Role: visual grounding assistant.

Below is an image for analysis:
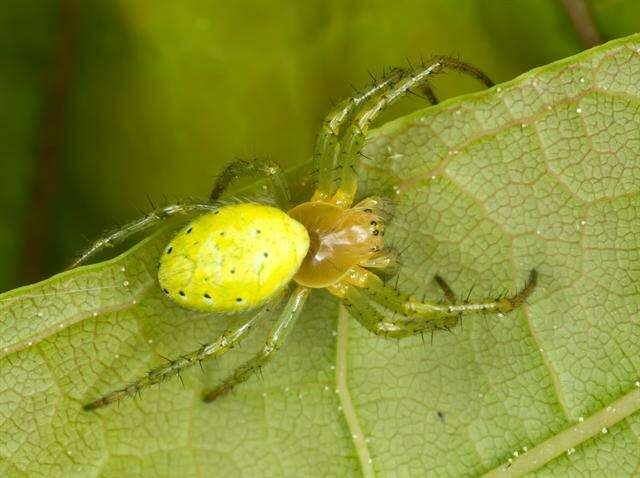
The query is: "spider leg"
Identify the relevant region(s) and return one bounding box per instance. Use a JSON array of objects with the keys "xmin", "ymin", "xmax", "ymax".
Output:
[
  {"xmin": 69, "ymin": 201, "xmax": 219, "ymax": 268},
  {"xmin": 337, "ymin": 282, "xmax": 456, "ymax": 339},
  {"xmin": 202, "ymin": 286, "xmax": 309, "ymax": 402},
  {"xmin": 82, "ymin": 300, "xmax": 279, "ymax": 411},
  {"xmin": 335, "ymin": 56, "xmax": 493, "ymax": 206},
  {"xmin": 333, "ymin": 268, "xmax": 536, "ymax": 339},
  {"xmin": 329, "ymin": 279, "xmax": 454, "ymax": 338},
  {"xmin": 360, "ymin": 250, "xmax": 397, "ymax": 269},
  {"xmin": 365, "ymin": 267, "xmax": 536, "ymax": 319},
  {"xmin": 434, "ymin": 274, "xmax": 456, "ymax": 303},
  {"xmin": 209, "ymin": 157, "xmax": 291, "ymax": 208},
  {"xmin": 312, "ymin": 68, "xmax": 406, "ymax": 203}
]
